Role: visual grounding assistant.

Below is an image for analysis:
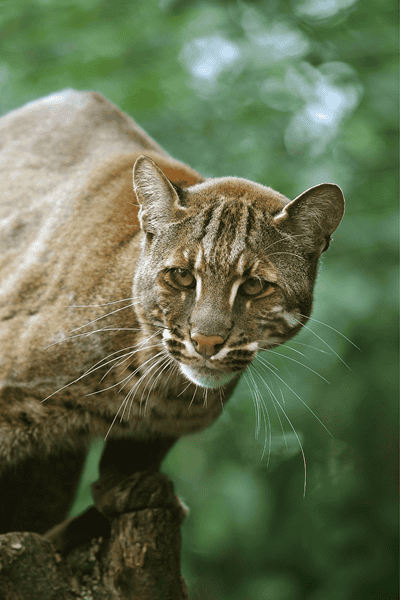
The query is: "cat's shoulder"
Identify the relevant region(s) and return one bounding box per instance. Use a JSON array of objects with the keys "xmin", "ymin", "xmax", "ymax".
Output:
[{"xmin": 0, "ymin": 90, "xmax": 202, "ymax": 275}]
